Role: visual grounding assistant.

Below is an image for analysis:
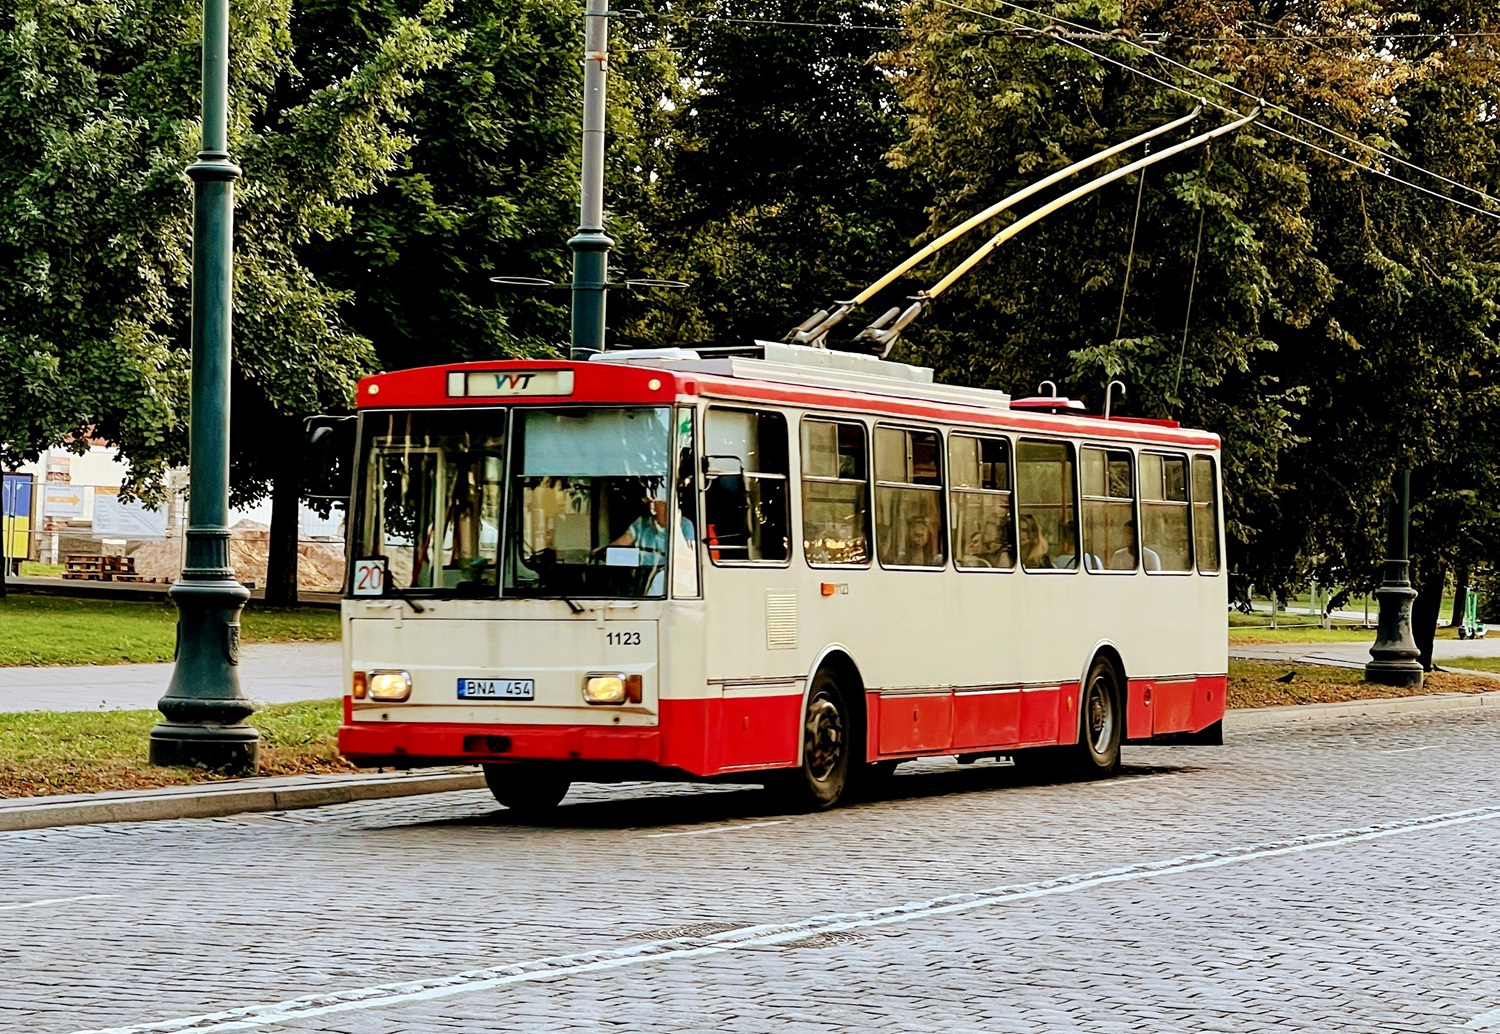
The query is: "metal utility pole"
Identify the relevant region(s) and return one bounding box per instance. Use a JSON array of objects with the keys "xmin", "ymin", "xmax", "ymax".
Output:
[
  {"xmin": 568, "ymin": 0, "xmax": 613, "ymax": 360},
  {"xmin": 149, "ymin": 0, "xmax": 259, "ymax": 774},
  {"xmin": 1365, "ymin": 469, "xmax": 1424, "ymax": 687}
]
